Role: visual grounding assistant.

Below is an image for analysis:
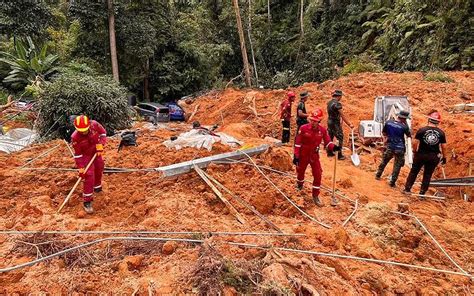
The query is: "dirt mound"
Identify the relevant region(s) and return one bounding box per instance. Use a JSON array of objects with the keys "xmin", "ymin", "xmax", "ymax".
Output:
[{"xmin": 1, "ymin": 71, "xmax": 473, "ymax": 294}]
